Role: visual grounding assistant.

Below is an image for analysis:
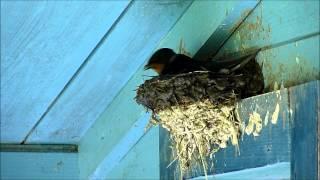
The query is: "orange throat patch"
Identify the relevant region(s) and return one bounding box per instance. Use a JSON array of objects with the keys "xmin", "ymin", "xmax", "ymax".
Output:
[{"xmin": 150, "ymin": 63, "xmax": 165, "ymax": 74}]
